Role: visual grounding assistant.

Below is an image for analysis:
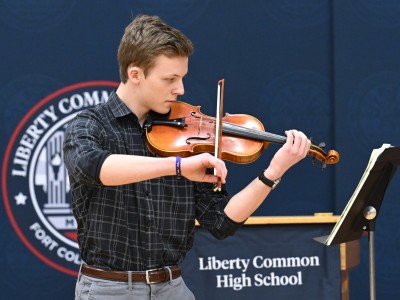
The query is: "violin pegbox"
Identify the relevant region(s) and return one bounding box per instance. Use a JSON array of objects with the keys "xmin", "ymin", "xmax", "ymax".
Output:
[{"xmin": 308, "ymin": 138, "xmax": 339, "ymax": 170}]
